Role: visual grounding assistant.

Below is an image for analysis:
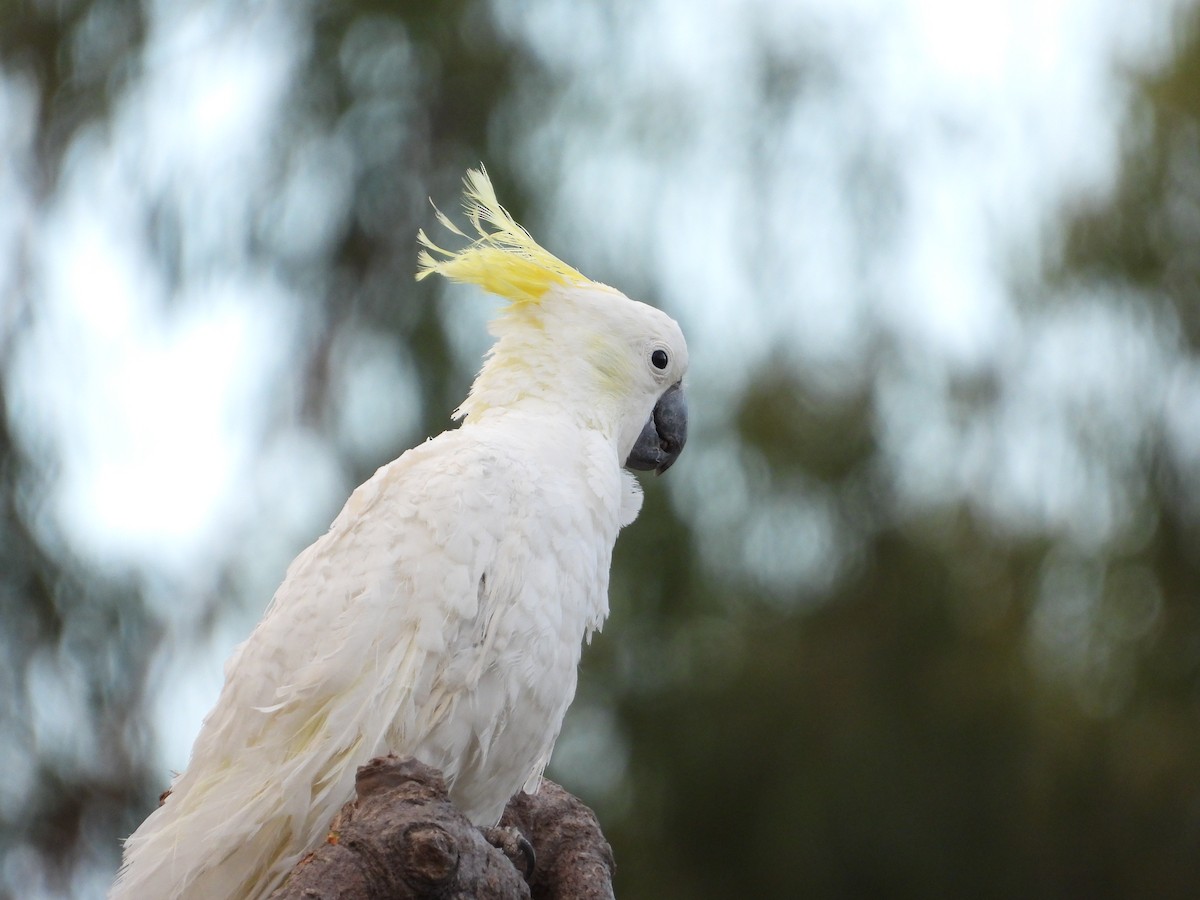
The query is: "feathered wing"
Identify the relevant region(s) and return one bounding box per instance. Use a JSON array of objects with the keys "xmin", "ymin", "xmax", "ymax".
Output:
[
  {"xmin": 110, "ymin": 426, "xmax": 585, "ymax": 900},
  {"xmin": 110, "ymin": 163, "xmax": 665, "ymax": 900}
]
